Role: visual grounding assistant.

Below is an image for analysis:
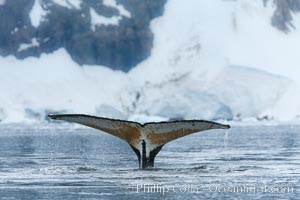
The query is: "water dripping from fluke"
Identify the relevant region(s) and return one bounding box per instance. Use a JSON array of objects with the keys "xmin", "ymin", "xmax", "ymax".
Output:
[
  {"xmin": 224, "ymin": 129, "xmax": 229, "ymax": 149},
  {"xmin": 223, "ymin": 128, "xmax": 232, "ymax": 168}
]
